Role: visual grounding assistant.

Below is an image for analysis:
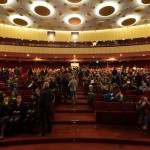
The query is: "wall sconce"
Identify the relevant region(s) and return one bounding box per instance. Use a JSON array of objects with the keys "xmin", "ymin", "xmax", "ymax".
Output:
[
  {"xmin": 47, "ymin": 31, "xmax": 56, "ymax": 39},
  {"xmin": 71, "ymin": 32, "xmax": 79, "ymax": 40}
]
